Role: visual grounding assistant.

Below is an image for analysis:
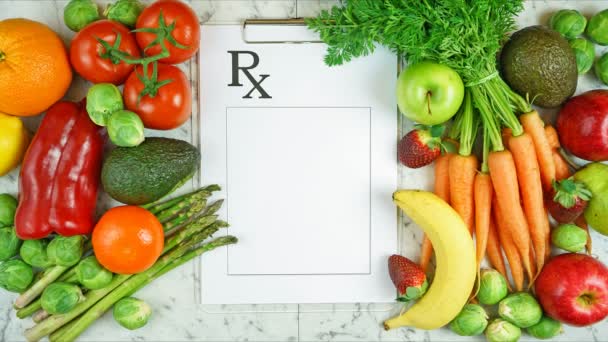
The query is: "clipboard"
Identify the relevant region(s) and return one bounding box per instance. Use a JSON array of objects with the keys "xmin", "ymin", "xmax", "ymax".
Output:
[{"xmin": 196, "ymin": 17, "xmax": 414, "ymax": 316}]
